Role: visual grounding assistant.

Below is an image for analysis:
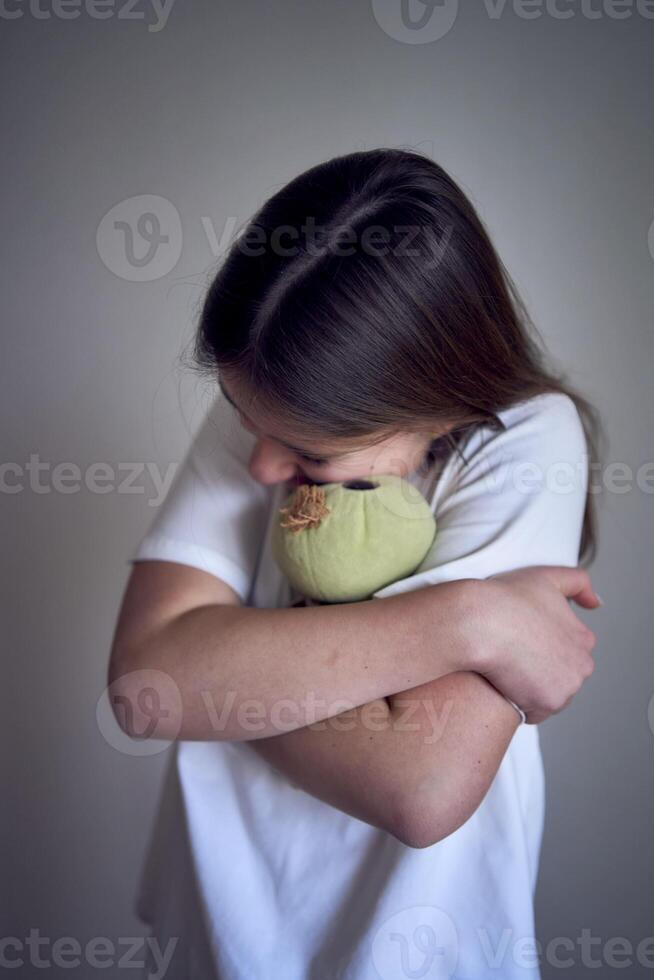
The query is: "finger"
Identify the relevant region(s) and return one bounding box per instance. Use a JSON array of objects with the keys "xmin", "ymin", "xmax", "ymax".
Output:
[
  {"xmin": 547, "ymin": 566, "xmax": 602, "ymax": 609},
  {"xmin": 565, "ymin": 610, "xmax": 597, "ymax": 647}
]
